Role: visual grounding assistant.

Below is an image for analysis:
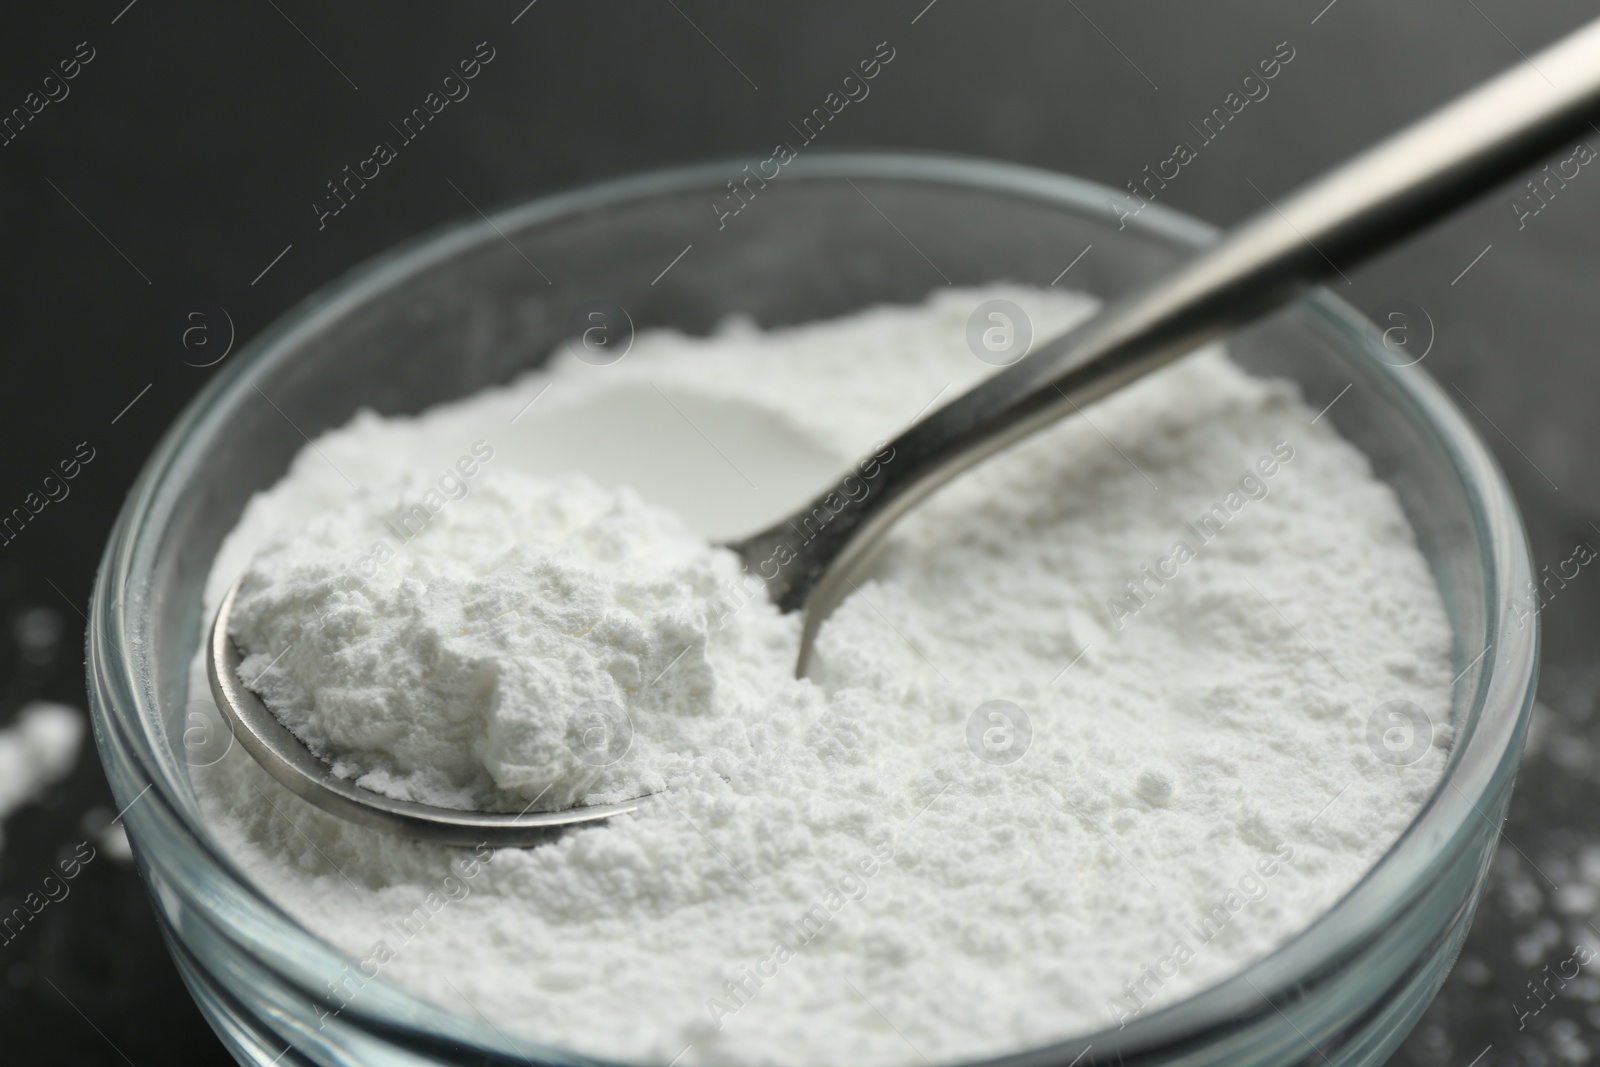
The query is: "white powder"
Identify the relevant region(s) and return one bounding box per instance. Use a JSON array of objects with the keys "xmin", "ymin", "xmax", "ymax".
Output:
[
  {"xmin": 193, "ymin": 286, "xmax": 1453, "ymax": 1066},
  {"xmin": 0, "ymin": 701, "xmax": 85, "ymax": 856},
  {"xmin": 231, "ymin": 473, "xmax": 786, "ymax": 813}
]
